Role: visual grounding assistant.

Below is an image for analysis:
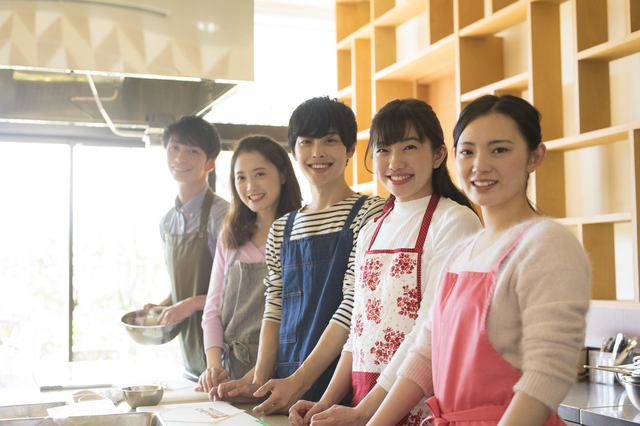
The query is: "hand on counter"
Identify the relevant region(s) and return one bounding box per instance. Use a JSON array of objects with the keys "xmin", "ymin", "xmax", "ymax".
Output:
[
  {"xmin": 195, "ymin": 367, "xmax": 229, "ymax": 393},
  {"xmin": 214, "ymin": 376, "xmax": 262, "ymax": 404},
  {"xmin": 252, "ymin": 373, "xmax": 308, "ymax": 416},
  {"xmin": 289, "ymin": 400, "xmax": 330, "ymax": 425},
  {"xmin": 300, "ymin": 404, "xmax": 366, "ymax": 425}
]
